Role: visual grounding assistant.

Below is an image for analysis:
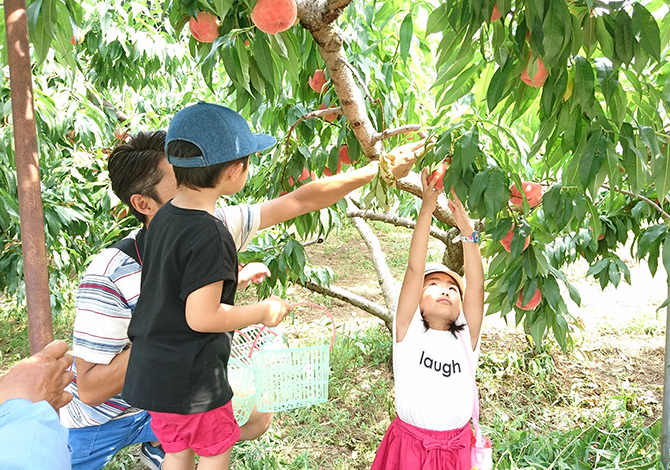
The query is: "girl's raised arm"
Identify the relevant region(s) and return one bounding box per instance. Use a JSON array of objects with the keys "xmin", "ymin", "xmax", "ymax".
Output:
[{"xmin": 395, "ymin": 168, "xmax": 442, "ymax": 342}]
